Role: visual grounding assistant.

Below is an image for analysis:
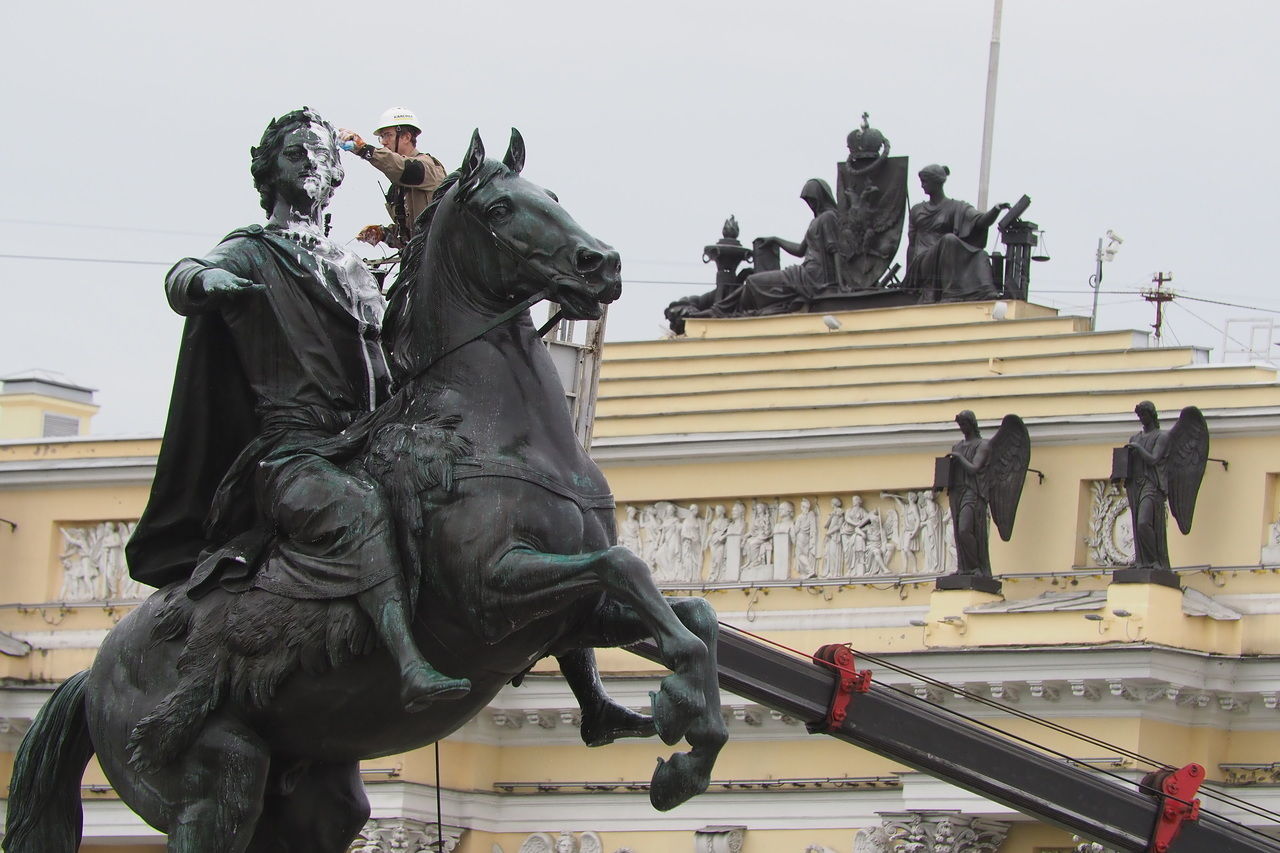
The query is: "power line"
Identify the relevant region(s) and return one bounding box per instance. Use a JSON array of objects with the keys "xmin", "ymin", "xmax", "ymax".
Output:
[
  {"xmin": 0, "ymin": 216, "xmax": 218, "ymax": 239},
  {"xmin": 0, "ymin": 253, "xmax": 171, "ymax": 267}
]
